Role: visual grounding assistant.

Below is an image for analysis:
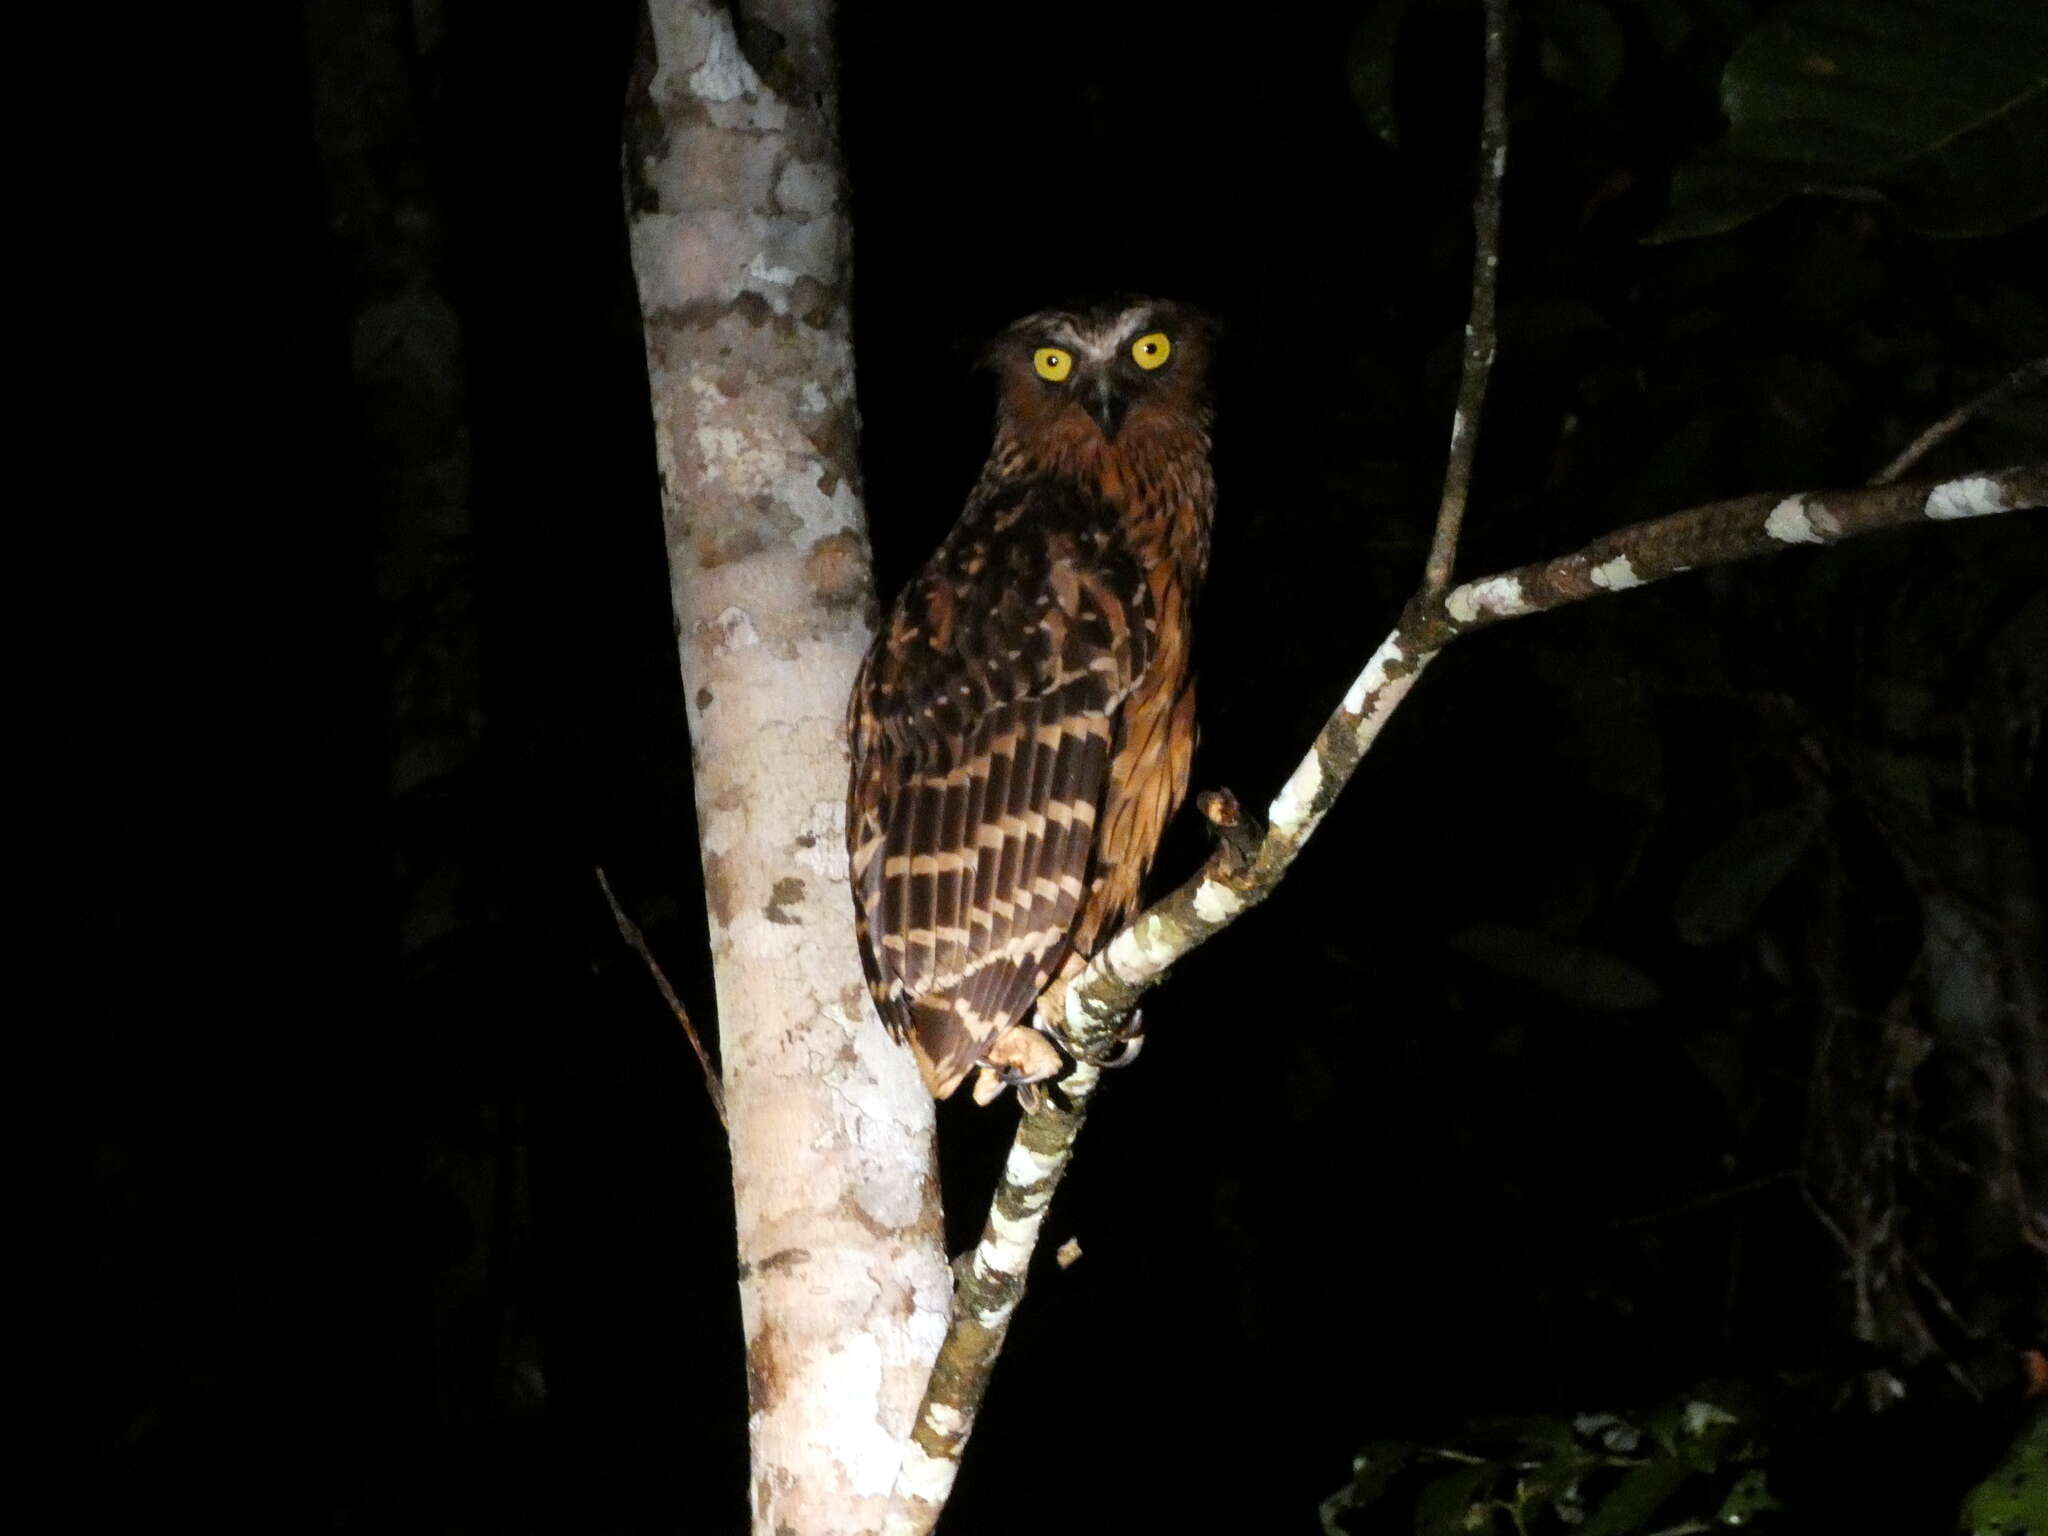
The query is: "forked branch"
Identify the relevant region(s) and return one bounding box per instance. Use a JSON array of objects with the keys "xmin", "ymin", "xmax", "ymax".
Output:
[
  {"xmin": 887, "ymin": 458, "xmax": 2042, "ymax": 1531},
  {"xmin": 880, "ymin": 0, "xmax": 2044, "ymax": 1519},
  {"xmin": 1874, "ymin": 356, "xmax": 2047, "ymax": 485}
]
